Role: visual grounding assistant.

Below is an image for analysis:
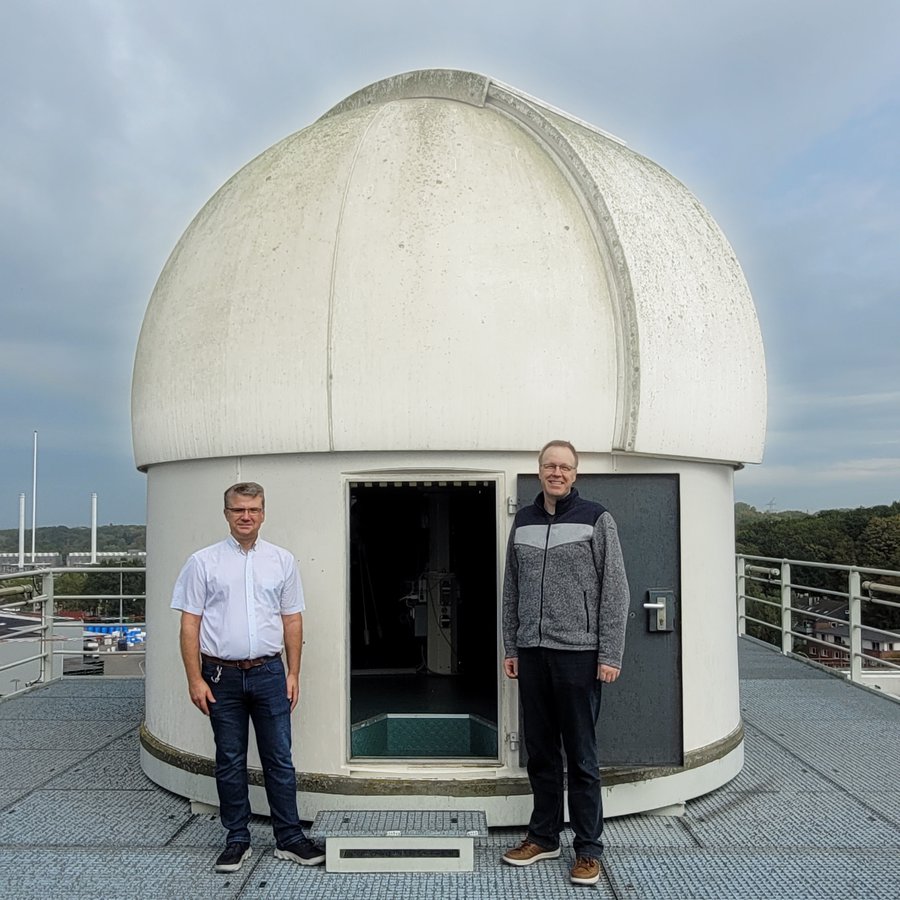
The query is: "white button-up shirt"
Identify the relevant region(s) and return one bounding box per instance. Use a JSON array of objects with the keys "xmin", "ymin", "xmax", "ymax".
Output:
[{"xmin": 171, "ymin": 536, "xmax": 305, "ymax": 660}]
